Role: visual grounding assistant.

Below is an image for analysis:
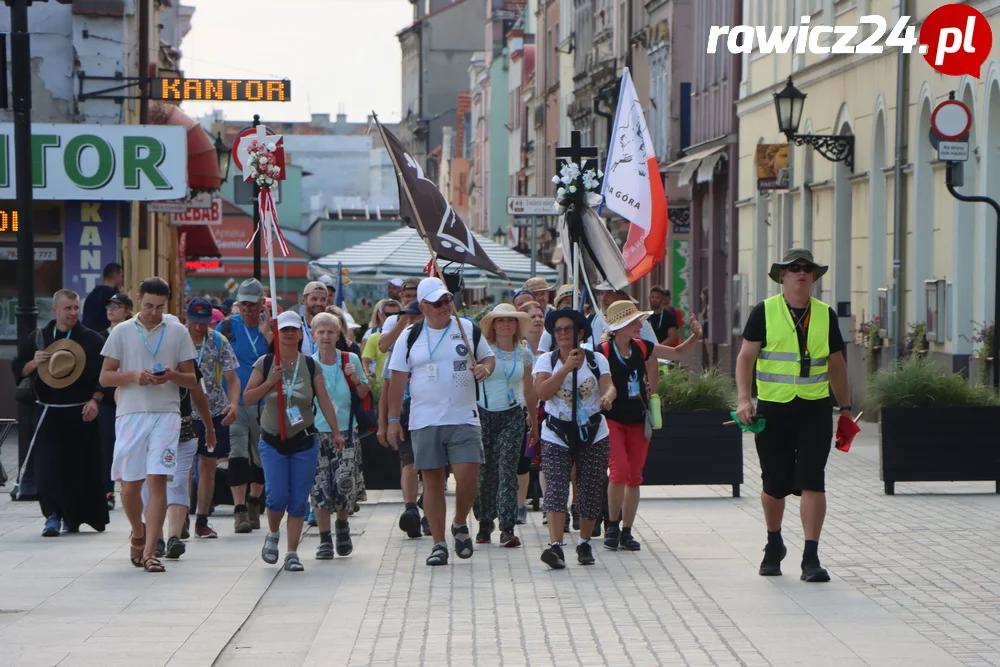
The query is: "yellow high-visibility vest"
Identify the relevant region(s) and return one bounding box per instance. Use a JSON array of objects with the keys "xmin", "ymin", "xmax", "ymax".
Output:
[{"xmin": 755, "ymin": 295, "xmax": 831, "ymax": 402}]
